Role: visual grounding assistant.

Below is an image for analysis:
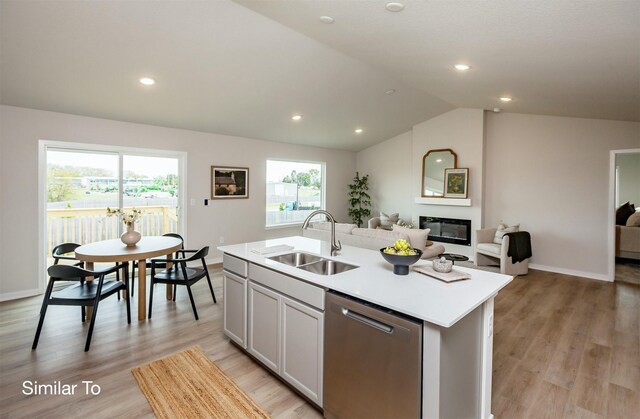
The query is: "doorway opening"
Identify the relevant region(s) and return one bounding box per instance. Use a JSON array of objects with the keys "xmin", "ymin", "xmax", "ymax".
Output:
[{"xmin": 609, "ymin": 149, "xmax": 640, "ymax": 285}]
